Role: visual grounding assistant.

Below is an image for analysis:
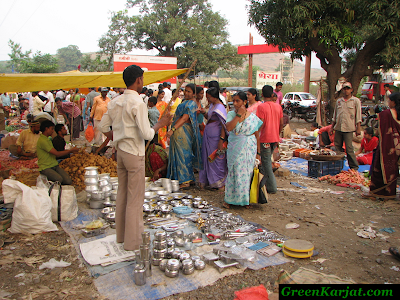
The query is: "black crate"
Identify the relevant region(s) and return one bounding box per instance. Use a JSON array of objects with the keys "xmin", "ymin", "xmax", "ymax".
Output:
[{"xmin": 308, "ymin": 160, "xmax": 344, "ymax": 178}]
